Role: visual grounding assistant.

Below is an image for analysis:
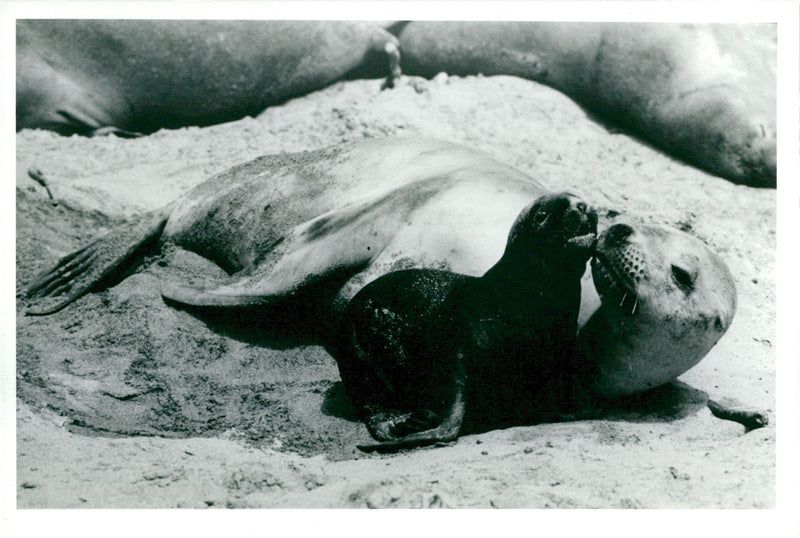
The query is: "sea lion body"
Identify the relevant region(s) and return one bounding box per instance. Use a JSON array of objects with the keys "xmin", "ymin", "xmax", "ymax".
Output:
[
  {"xmin": 158, "ymin": 138, "xmax": 543, "ymax": 310},
  {"xmin": 17, "ymin": 20, "xmax": 400, "ymax": 136},
  {"xmin": 23, "ymin": 138, "xmax": 738, "ymax": 447},
  {"xmin": 397, "ymin": 22, "xmax": 776, "ymax": 187}
]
